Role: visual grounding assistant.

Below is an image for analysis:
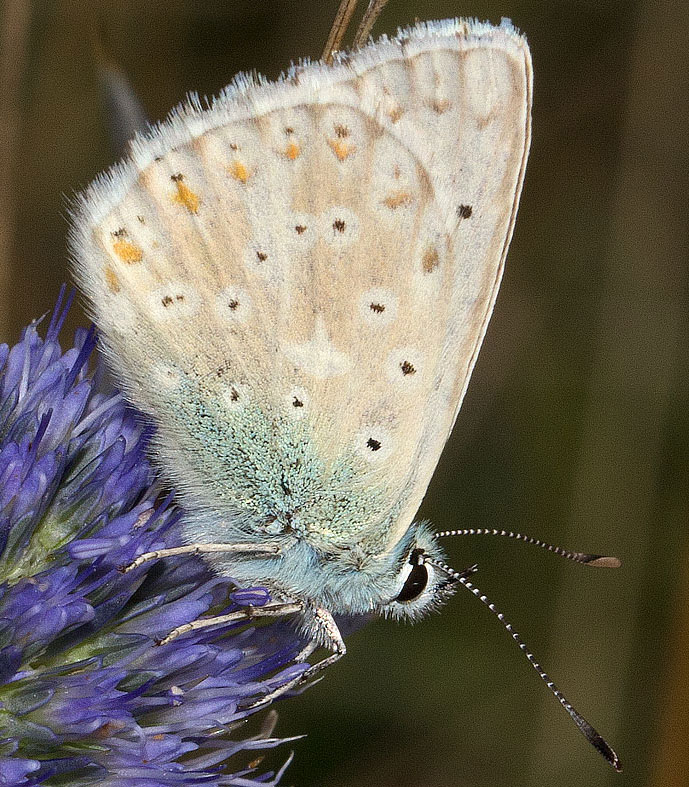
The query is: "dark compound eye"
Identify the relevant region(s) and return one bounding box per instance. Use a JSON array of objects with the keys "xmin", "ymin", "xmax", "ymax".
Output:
[{"xmin": 395, "ymin": 553, "xmax": 429, "ymax": 603}]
